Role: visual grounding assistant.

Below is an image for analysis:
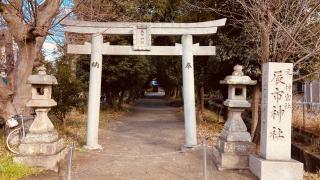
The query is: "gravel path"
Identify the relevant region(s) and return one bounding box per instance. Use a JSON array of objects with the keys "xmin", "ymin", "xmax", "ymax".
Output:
[{"xmin": 29, "ymin": 96, "xmax": 257, "ymax": 180}]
